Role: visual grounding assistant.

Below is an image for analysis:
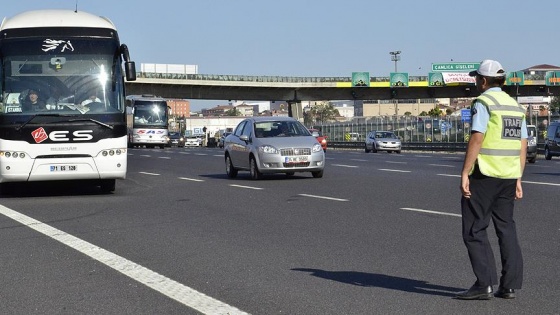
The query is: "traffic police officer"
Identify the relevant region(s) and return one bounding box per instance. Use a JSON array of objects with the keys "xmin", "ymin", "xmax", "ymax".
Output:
[{"xmin": 456, "ymin": 60, "xmax": 527, "ymax": 300}]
